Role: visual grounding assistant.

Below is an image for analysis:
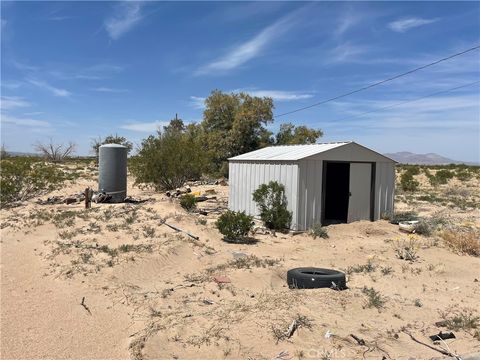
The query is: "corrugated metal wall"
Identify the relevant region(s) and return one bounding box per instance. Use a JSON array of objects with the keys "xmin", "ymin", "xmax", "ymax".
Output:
[
  {"xmin": 297, "ymin": 159, "xmax": 323, "ymax": 230},
  {"xmin": 374, "ymin": 162, "xmax": 395, "ymax": 219},
  {"xmin": 228, "ymin": 161, "xmax": 300, "ymax": 229}
]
